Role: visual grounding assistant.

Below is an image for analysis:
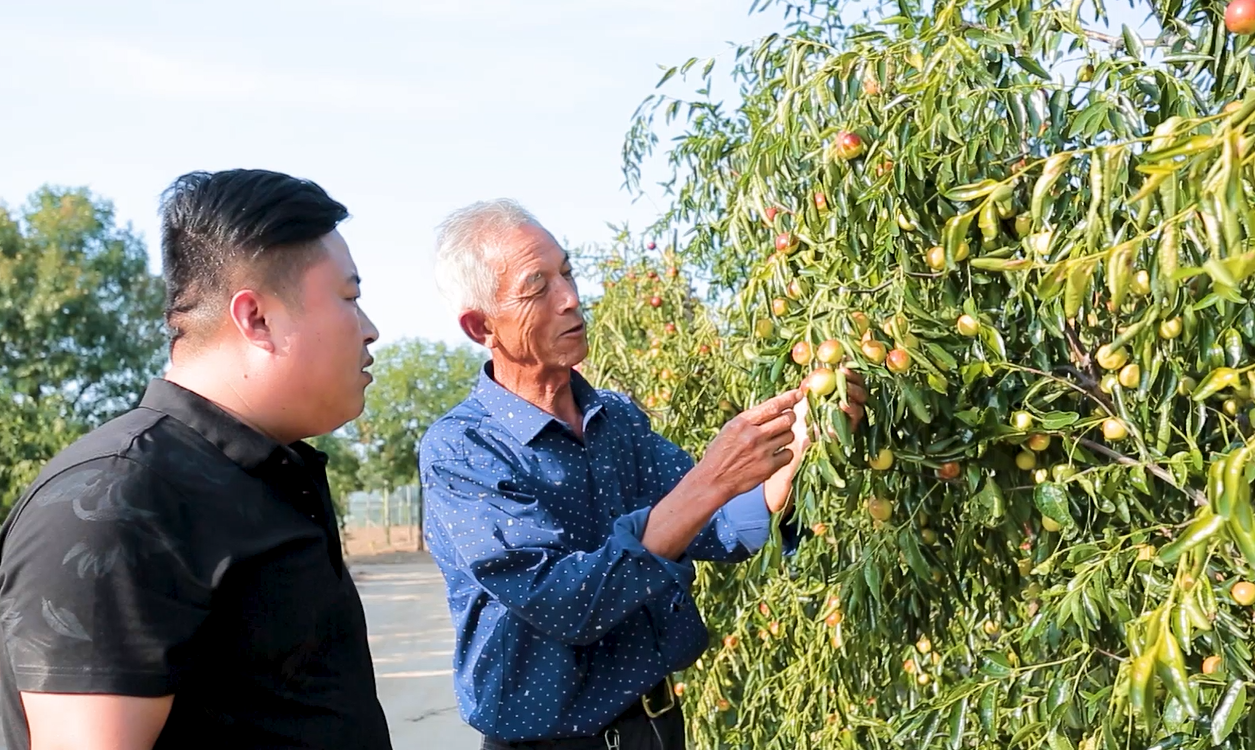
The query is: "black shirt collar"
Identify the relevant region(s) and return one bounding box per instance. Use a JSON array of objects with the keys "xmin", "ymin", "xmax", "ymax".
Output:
[{"xmin": 139, "ymin": 379, "xmax": 322, "ymax": 472}]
